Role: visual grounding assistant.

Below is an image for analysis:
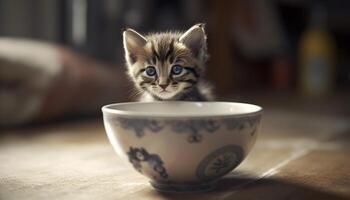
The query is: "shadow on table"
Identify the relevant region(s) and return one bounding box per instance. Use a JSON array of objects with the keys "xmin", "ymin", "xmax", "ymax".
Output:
[{"xmin": 145, "ymin": 175, "xmax": 348, "ymax": 200}]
